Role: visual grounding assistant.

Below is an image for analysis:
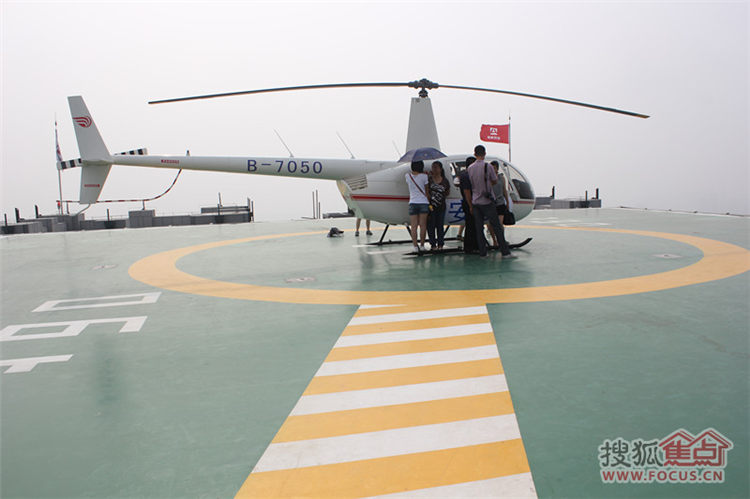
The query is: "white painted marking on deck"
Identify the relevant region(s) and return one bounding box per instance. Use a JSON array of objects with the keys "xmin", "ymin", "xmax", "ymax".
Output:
[
  {"xmin": 236, "ymin": 304, "xmax": 536, "ymax": 497},
  {"xmin": 290, "ymin": 375, "xmax": 508, "ymax": 415},
  {"xmin": 0, "ymin": 316, "xmax": 147, "ymax": 341},
  {"xmin": 253, "ymin": 415, "xmax": 520, "ymax": 472},
  {"xmin": 526, "ymin": 217, "xmax": 611, "ymax": 227},
  {"xmin": 334, "ymin": 322, "xmax": 493, "ymax": 347},
  {"xmin": 0, "ymin": 355, "xmax": 73, "ymax": 374},
  {"xmin": 366, "ymin": 249, "xmax": 404, "ymax": 255},
  {"xmin": 349, "ymin": 306, "xmax": 487, "ymax": 325},
  {"xmin": 315, "ymin": 345, "xmax": 501, "ymax": 376},
  {"xmin": 33, "ymin": 292, "xmax": 161, "ymax": 312}
]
